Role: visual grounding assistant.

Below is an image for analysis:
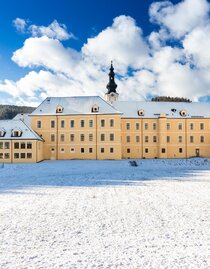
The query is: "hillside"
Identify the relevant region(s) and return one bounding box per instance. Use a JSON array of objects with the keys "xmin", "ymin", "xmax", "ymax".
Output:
[{"xmin": 0, "ymin": 105, "xmax": 35, "ymax": 120}]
